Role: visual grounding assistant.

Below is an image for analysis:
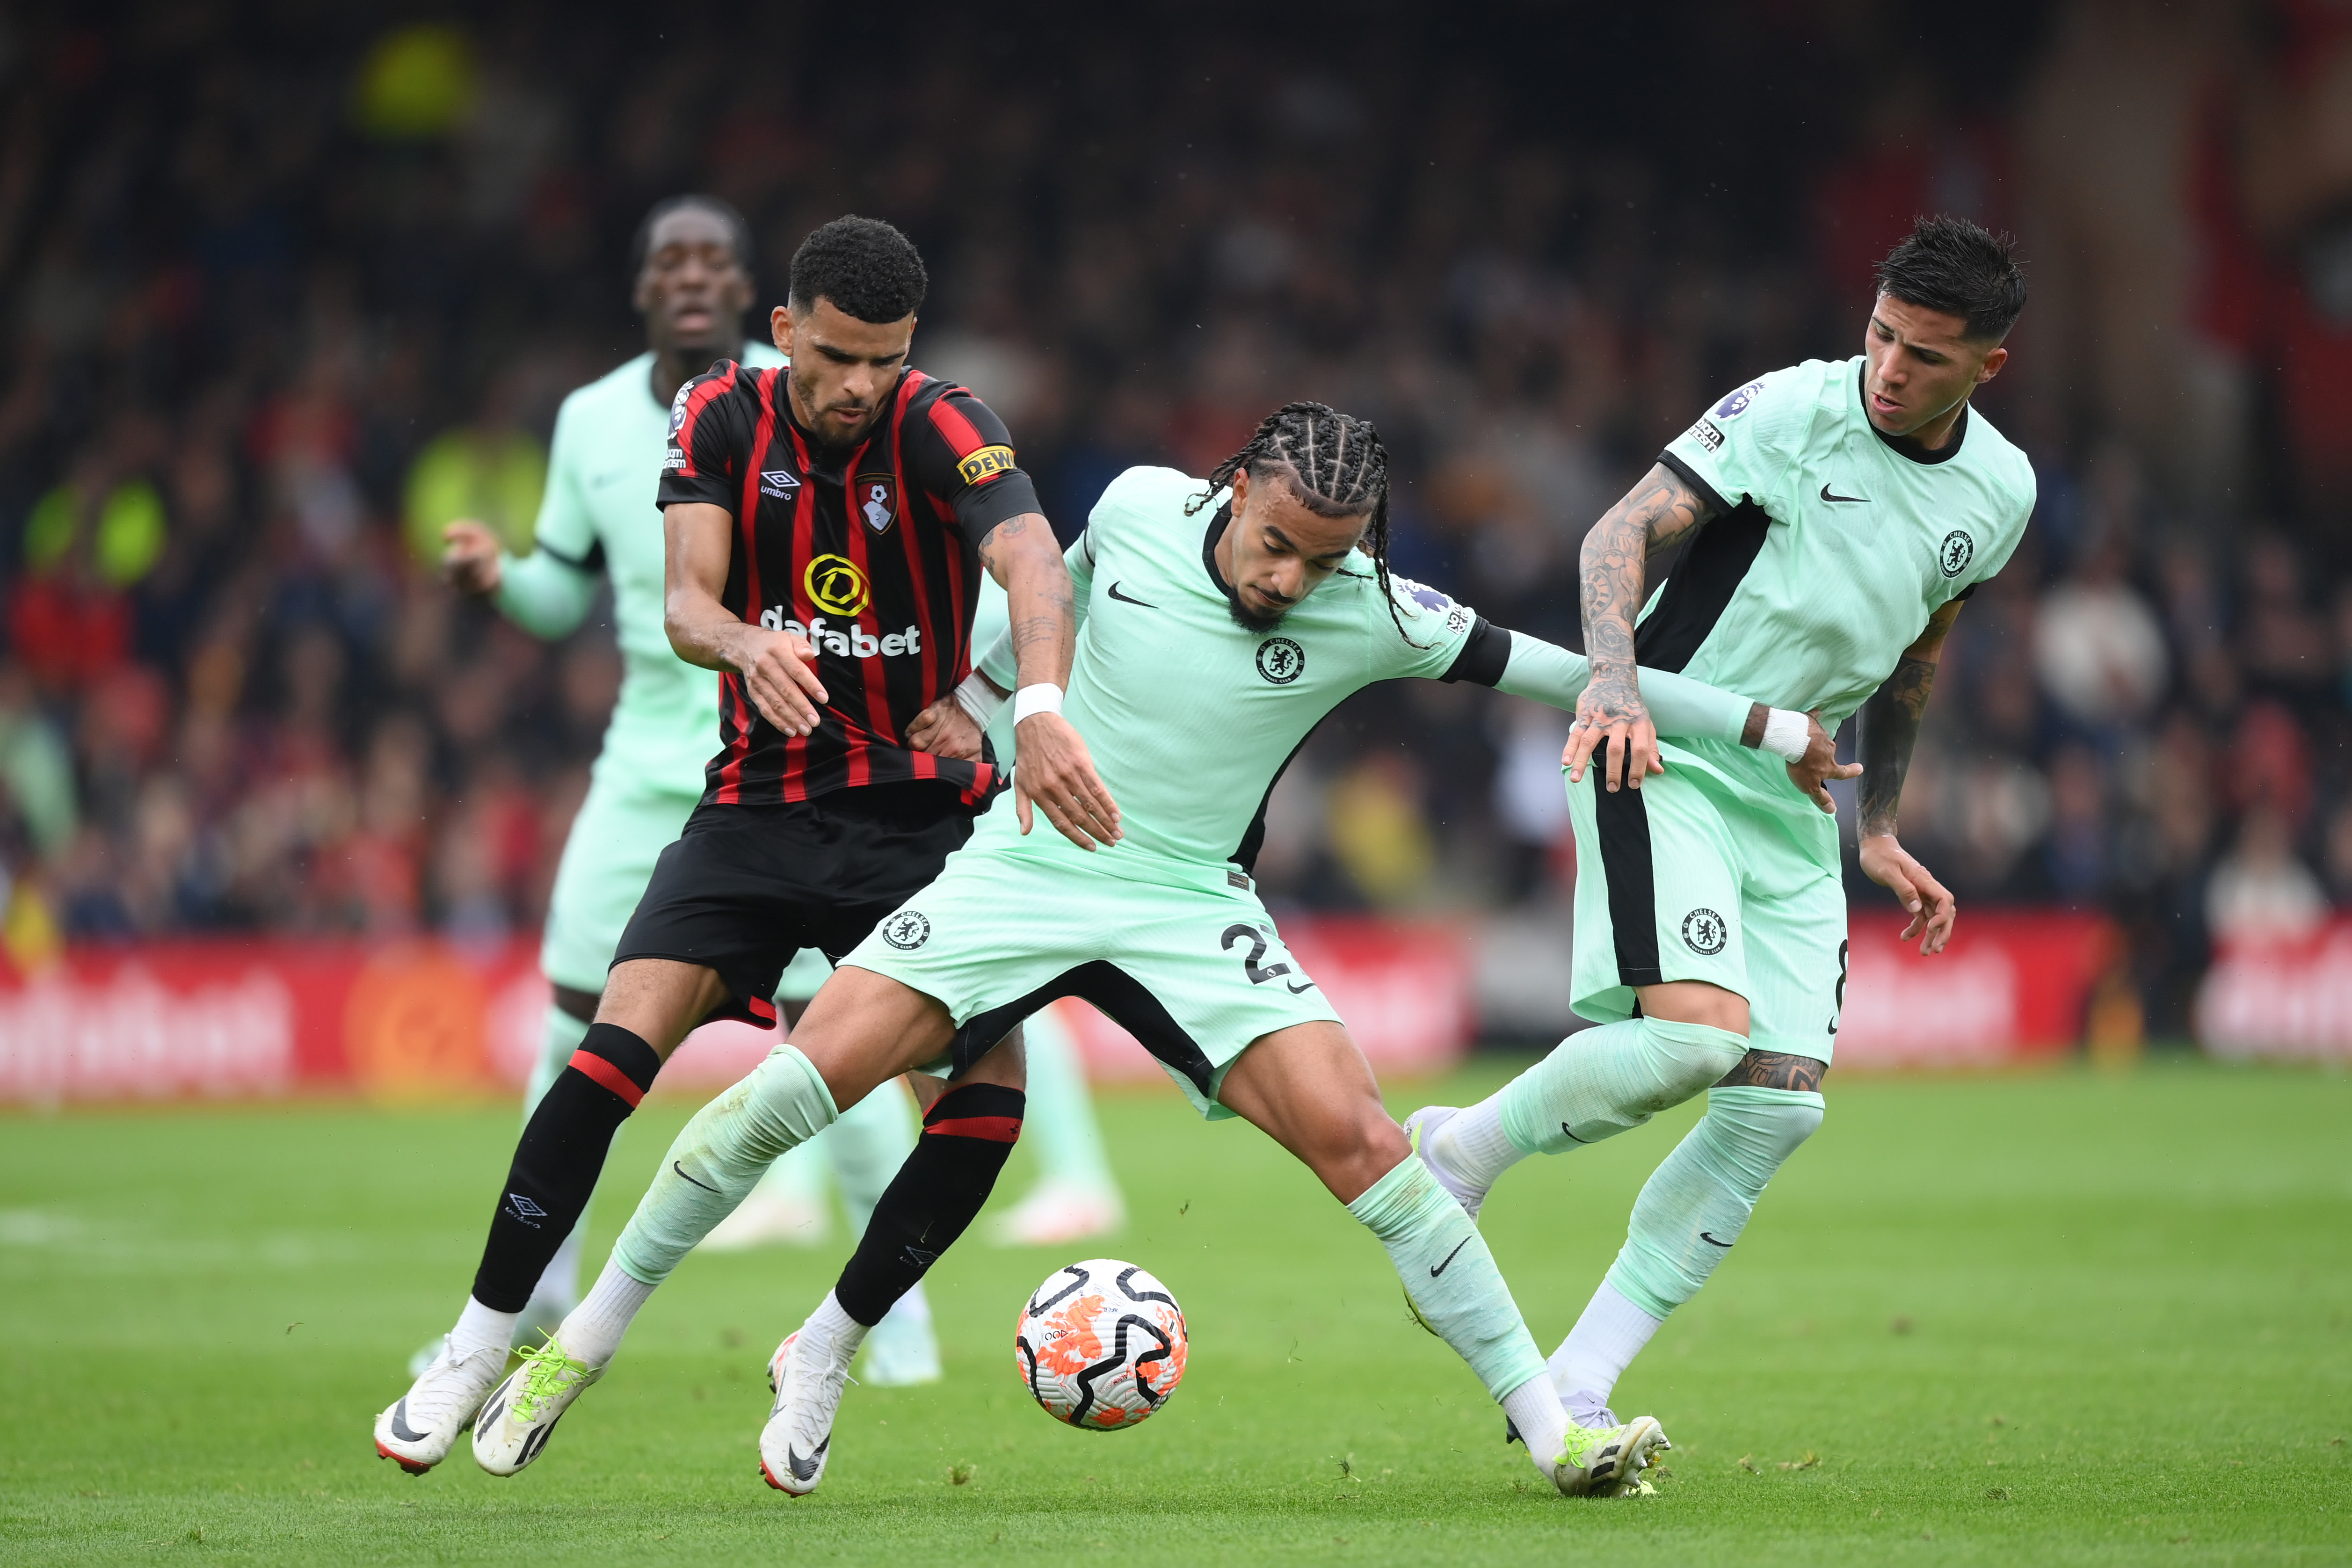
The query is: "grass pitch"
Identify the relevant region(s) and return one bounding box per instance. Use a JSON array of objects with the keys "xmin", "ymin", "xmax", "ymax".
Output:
[{"xmin": 2, "ymin": 1058, "xmax": 2347, "ymax": 1566}]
